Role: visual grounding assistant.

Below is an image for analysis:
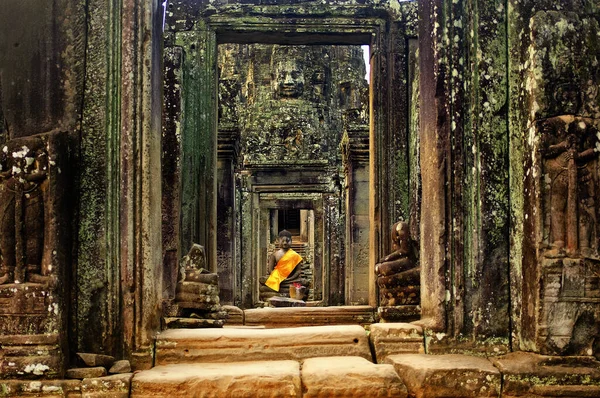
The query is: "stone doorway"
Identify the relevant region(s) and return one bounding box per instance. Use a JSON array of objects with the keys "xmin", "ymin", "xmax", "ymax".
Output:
[
  {"xmin": 162, "ymin": 1, "xmax": 418, "ymax": 313},
  {"xmin": 214, "ymin": 42, "xmax": 372, "ymax": 308}
]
